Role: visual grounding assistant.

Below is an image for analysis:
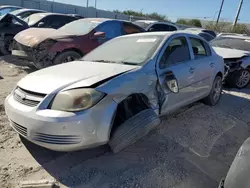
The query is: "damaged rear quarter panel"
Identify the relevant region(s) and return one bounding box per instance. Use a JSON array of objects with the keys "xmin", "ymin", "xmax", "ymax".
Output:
[{"xmin": 96, "ymin": 63, "xmax": 160, "ymax": 115}]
